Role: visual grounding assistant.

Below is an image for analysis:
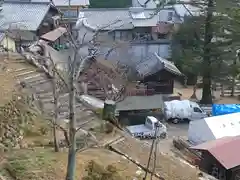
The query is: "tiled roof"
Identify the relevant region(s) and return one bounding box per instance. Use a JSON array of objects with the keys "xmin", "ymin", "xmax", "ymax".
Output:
[
  {"xmin": 79, "ymin": 8, "xmax": 162, "ymax": 30},
  {"xmin": 156, "ymin": 53, "xmax": 182, "ymax": 76},
  {"xmin": 192, "ymin": 136, "xmax": 240, "ymax": 170},
  {"xmin": 134, "ymin": 0, "xmax": 201, "ymax": 20},
  {"xmin": 136, "ymin": 52, "xmax": 182, "ymax": 77},
  {"xmin": 0, "ymin": 2, "xmax": 52, "ymax": 31},
  {"xmin": 81, "ymin": 9, "xmax": 134, "ymax": 30},
  {"xmin": 52, "ymin": 0, "xmax": 89, "ymax": 6}
]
